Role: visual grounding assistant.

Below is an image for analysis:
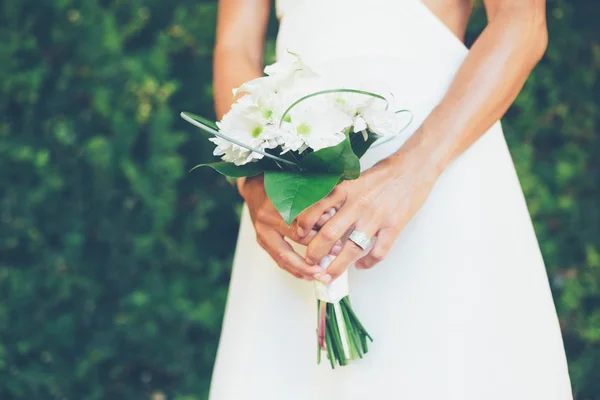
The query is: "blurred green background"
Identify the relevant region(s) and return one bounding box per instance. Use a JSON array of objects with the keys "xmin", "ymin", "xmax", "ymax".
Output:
[{"xmin": 0, "ymin": 0, "xmax": 599, "ymax": 399}]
